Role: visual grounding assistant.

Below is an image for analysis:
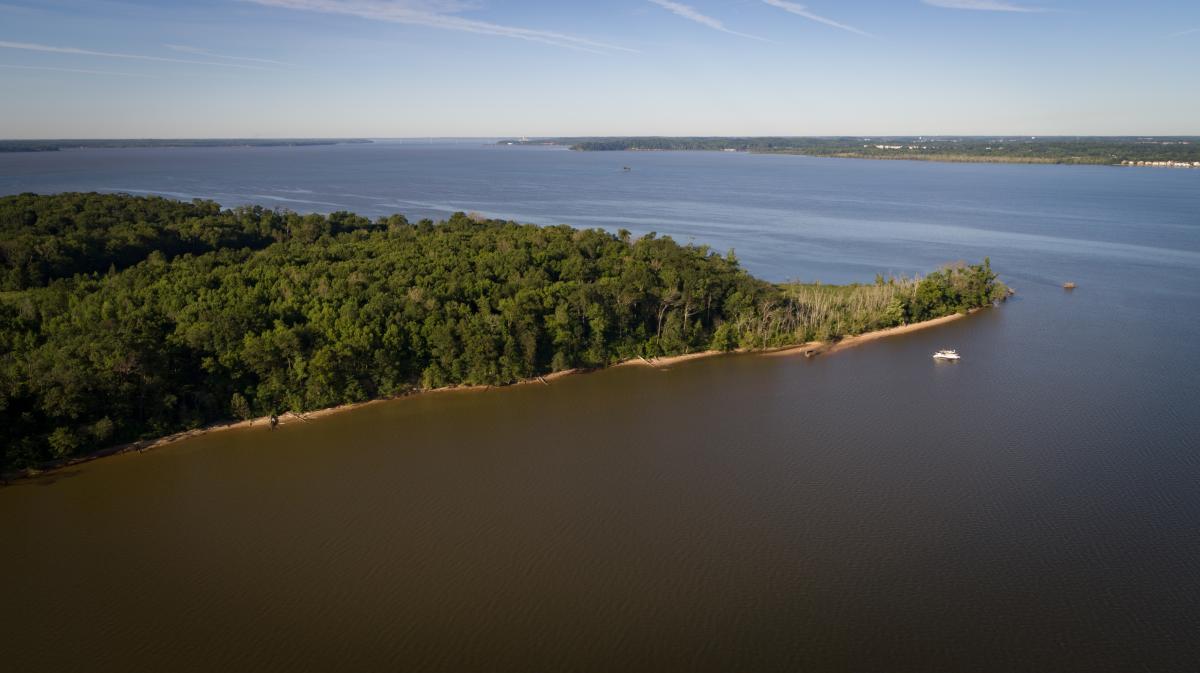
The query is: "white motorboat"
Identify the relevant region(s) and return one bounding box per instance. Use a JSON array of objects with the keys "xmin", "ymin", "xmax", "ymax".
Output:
[{"xmin": 932, "ymin": 349, "xmax": 961, "ymax": 361}]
